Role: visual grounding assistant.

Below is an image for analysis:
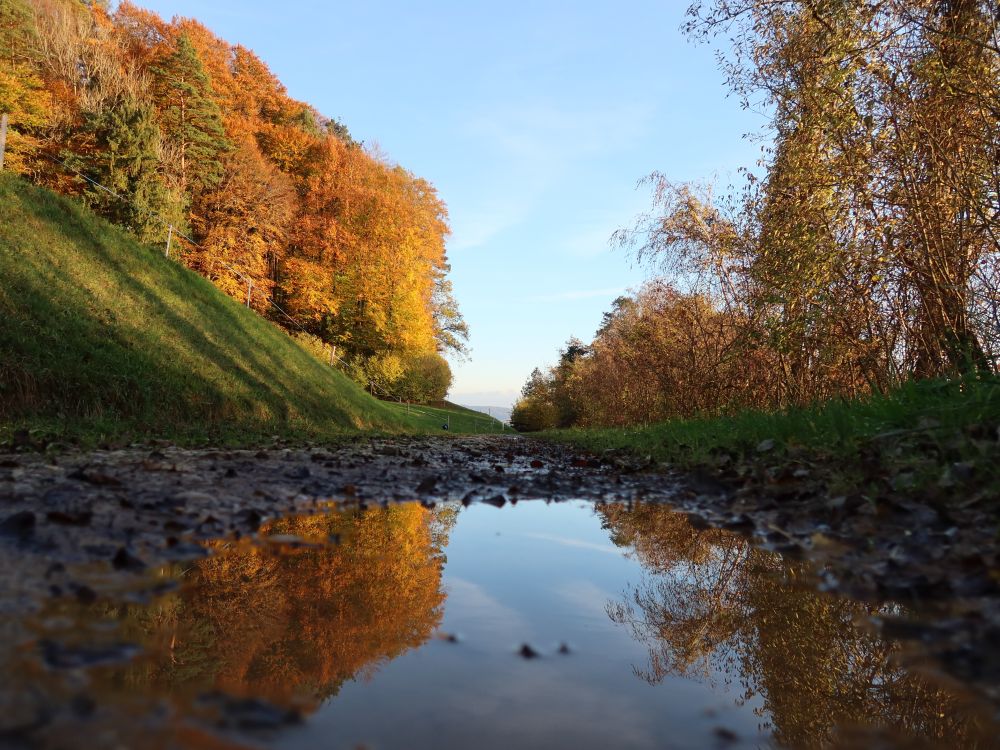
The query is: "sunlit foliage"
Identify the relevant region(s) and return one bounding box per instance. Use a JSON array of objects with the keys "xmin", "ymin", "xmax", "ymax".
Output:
[
  {"xmin": 7, "ymin": 0, "xmax": 466, "ymax": 392},
  {"xmin": 518, "ymin": 1, "xmax": 999, "ymax": 427}
]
